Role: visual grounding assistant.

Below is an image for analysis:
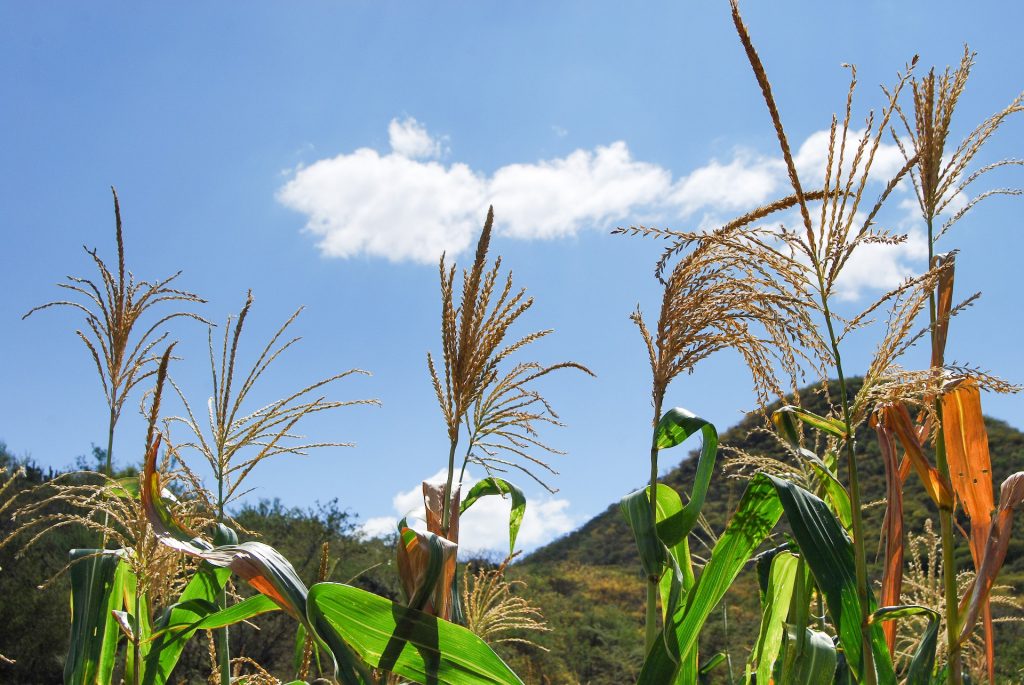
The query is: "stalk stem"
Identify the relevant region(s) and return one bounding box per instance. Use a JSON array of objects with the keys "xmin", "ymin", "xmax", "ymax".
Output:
[
  {"xmin": 441, "ymin": 437, "xmax": 459, "ymax": 535},
  {"xmin": 133, "ymin": 587, "xmax": 142, "ymax": 685},
  {"xmin": 216, "ymin": 465, "xmax": 230, "ymax": 685},
  {"xmin": 927, "ymin": 217, "xmax": 962, "ymax": 685},
  {"xmin": 105, "ymin": 406, "xmax": 116, "ymax": 477},
  {"xmin": 644, "ymin": 396, "xmax": 664, "ymax": 653},
  {"xmin": 818, "ymin": 277, "xmax": 877, "ymax": 685}
]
